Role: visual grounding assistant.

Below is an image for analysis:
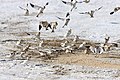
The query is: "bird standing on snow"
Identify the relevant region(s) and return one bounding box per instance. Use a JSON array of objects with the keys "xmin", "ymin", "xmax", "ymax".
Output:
[
  {"xmin": 94, "ymin": 46, "xmax": 104, "ymax": 54},
  {"xmin": 30, "ymin": 2, "xmax": 49, "ymax": 17},
  {"xmin": 79, "ymin": 6, "xmax": 102, "ymax": 18}
]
